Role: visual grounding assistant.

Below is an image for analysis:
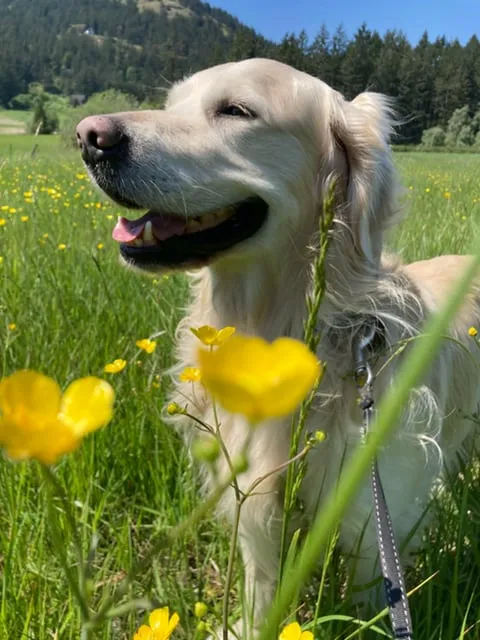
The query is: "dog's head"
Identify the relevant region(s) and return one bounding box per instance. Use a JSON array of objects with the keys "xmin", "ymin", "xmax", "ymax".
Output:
[{"xmin": 77, "ymin": 58, "xmax": 397, "ymax": 275}]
